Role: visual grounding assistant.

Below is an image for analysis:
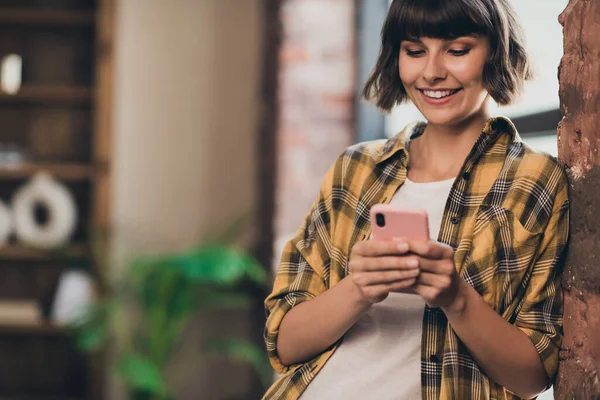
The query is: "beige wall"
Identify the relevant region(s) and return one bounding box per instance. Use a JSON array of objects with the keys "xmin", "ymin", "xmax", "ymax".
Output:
[
  {"xmin": 112, "ymin": 0, "xmax": 261, "ymax": 256},
  {"xmin": 110, "ymin": 0, "xmax": 263, "ymax": 398}
]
